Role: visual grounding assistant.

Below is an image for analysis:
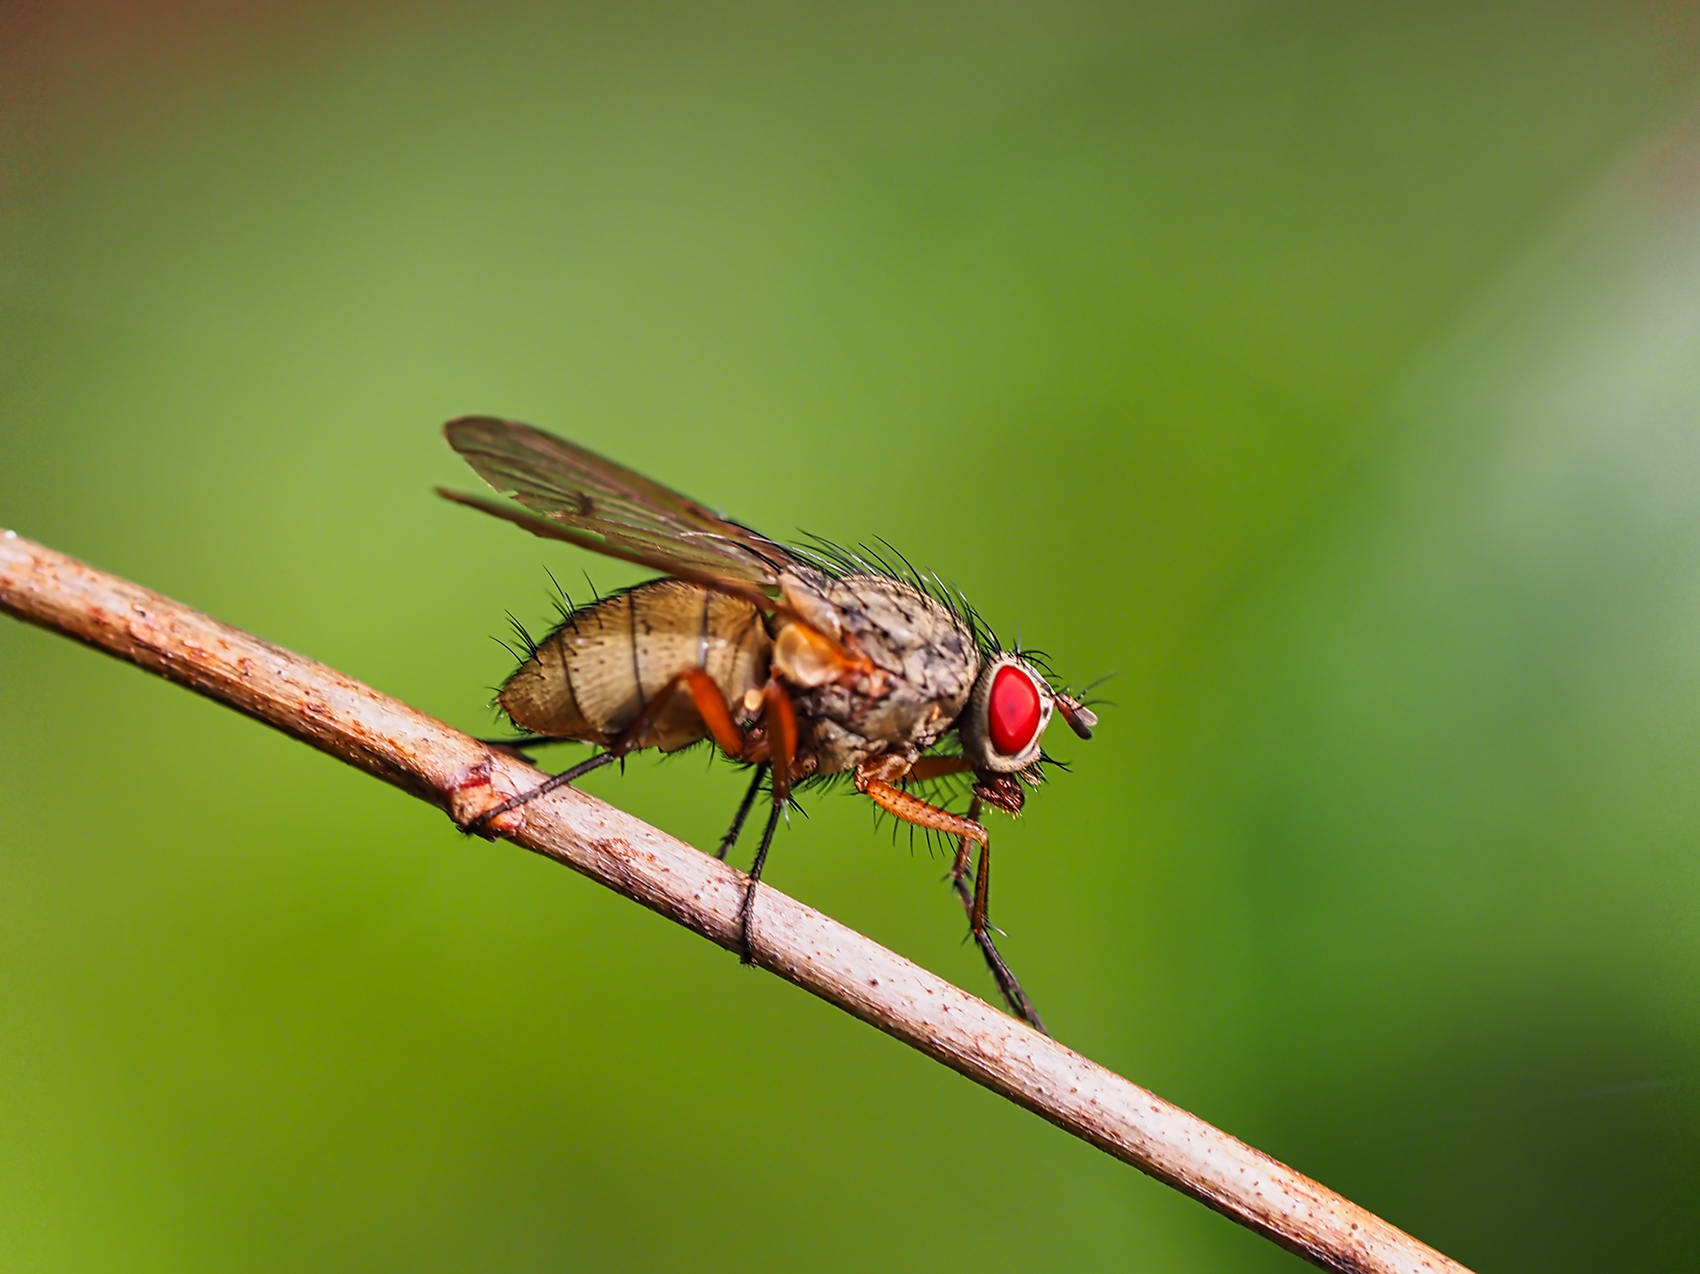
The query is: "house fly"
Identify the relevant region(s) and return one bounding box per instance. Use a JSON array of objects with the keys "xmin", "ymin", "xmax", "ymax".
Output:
[{"xmin": 439, "ymin": 416, "xmax": 1096, "ymax": 1033}]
